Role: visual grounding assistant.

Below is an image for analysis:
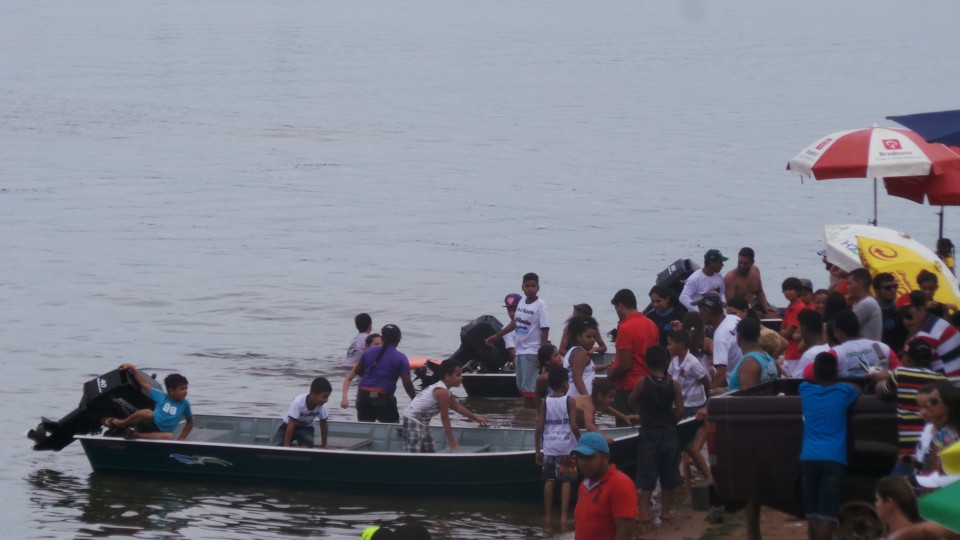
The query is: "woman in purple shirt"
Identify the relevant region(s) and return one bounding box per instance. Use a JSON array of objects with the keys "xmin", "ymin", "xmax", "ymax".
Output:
[{"xmin": 350, "ymin": 324, "xmax": 416, "ymax": 423}]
